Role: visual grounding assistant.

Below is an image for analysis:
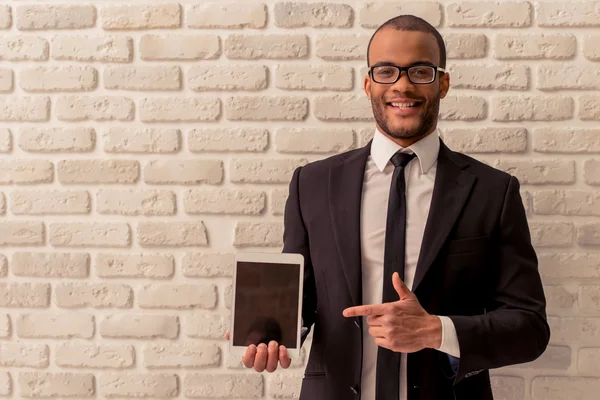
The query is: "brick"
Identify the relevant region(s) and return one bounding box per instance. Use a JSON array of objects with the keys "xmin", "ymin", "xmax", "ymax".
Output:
[
  {"xmin": 275, "ymin": 2, "xmax": 353, "ymax": 27},
  {"xmin": 533, "ymin": 128, "xmax": 600, "ymax": 153},
  {"xmin": 515, "ymin": 345, "xmax": 571, "ymax": 370},
  {"xmin": 493, "ymin": 160, "xmax": 574, "ymax": 184},
  {"xmin": 578, "ymin": 222, "xmax": 600, "ymax": 246},
  {"xmin": 0, "ymin": 254, "xmax": 6, "ymax": 276},
  {"xmin": 19, "ymin": 127, "xmax": 95, "ymax": 152},
  {"xmin": 494, "ymin": 34, "xmax": 575, "ymax": 60},
  {"xmin": 580, "ymin": 96, "xmax": 600, "ymax": 120},
  {"xmin": 0, "ymin": 343, "xmax": 48, "ymax": 368},
  {"xmin": 445, "ymin": 33, "xmax": 487, "ymax": 59},
  {"xmin": 272, "ymin": 189, "xmax": 289, "ymax": 216},
  {"xmin": 450, "ymin": 64, "xmax": 529, "ymax": 90},
  {"xmin": 52, "ymin": 35, "xmax": 131, "ymax": 62},
  {"xmin": 97, "ymin": 189, "xmax": 175, "ymax": 216},
  {"xmin": 226, "ymin": 34, "xmax": 308, "ymax": 59},
  {"xmin": 144, "ymin": 159, "xmax": 222, "ymax": 185},
  {"xmin": 362, "ymin": 3, "xmax": 441, "ymax": 27},
  {"xmin": 188, "ymin": 128, "xmax": 268, "ymax": 152},
  {"xmin": 534, "ymin": 190, "xmax": 600, "ymax": 216},
  {"xmin": 104, "ymin": 128, "xmax": 180, "ymax": 153},
  {"xmin": 0, "ymin": 129, "xmax": 10, "ymax": 153},
  {"xmin": 539, "ymin": 253, "xmax": 600, "ymax": 279},
  {"xmin": 0, "ymin": 36, "xmax": 48, "ymax": 60},
  {"xmin": 544, "ymin": 285, "xmax": 576, "ymax": 311},
  {"xmin": 439, "ymin": 95, "xmax": 486, "ymax": 120},
  {"xmin": 275, "ymin": 64, "xmax": 352, "ymax": 91},
  {"xmin": 182, "ymin": 253, "xmax": 234, "ymax": 278},
  {"xmin": 0, "ymin": 372, "xmax": 9, "ymax": 396},
  {"xmin": 138, "ymin": 222, "xmax": 208, "ymax": 247},
  {"xmin": 140, "ymin": 34, "xmax": 219, "ymax": 60},
  {"xmin": 105, "ymin": 66, "xmax": 180, "ymax": 91},
  {"xmin": 231, "ymin": 158, "xmax": 307, "ymax": 183},
  {"xmin": 226, "ymin": 96, "xmax": 308, "ymax": 121},
  {"xmin": 17, "ymin": 313, "xmax": 94, "ymax": 339},
  {"xmin": 58, "ymin": 159, "xmax": 139, "ymax": 184},
  {"xmin": 12, "ymin": 190, "xmax": 90, "ymax": 215},
  {"xmin": 101, "ymin": 4, "xmax": 180, "ymax": 30},
  {"xmin": 224, "ymin": 284, "xmax": 233, "ymax": 309},
  {"xmin": 139, "ymin": 284, "xmax": 216, "ymax": 309},
  {"xmin": 21, "ymin": 66, "xmax": 97, "ymax": 92},
  {"xmin": 49, "ymin": 222, "xmax": 130, "ymax": 248},
  {"xmin": 579, "ymin": 285, "xmax": 600, "ymax": 312},
  {"xmin": 100, "ymin": 315, "xmax": 178, "ymax": 339},
  {"xmin": 0, "ymin": 5, "xmax": 10, "ymax": 29},
  {"xmin": 186, "ymin": 311, "xmax": 230, "ymax": 339},
  {"xmin": 275, "ymin": 127, "xmax": 354, "ymax": 153},
  {"xmin": 584, "ymin": 35, "xmax": 600, "ymax": 61},
  {"xmin": 140, "ymin": 97, "xmax": 220, "ymax": 122},
  {"xmin": 184, "ymin": 374, "xmax": 263, "ymax": 398},
  {"xmin": 0, "ymin": 68, "xmax": 11, "ymax": 92},
  {"xmin": 538, "ymin": 65, "xmax": 600, "ymax": 90},
  {"xmin": 584, "ymin": 159, "xmax": 600, "ymax": 185},
  {"xmin": 234, "ymin": 221, "xmax": 284, "ymax": 247},
  {"xmin": 316, "ymin": 34, "xmax": 369, "ymax": 60},
  {"xmin": 532, "ymin": 377, "xmax": 600, "ymax": 399},
  {"xmin": 0, "ymin": 221, "xmax": 44, "ymax": 246},
  {"xmin": 529, "ymin": 221, "xmax": 573, "ymax": 247},
  {"xmin": 56, "ymin": 282, "xmax": 132, "ymax": 308},
  {"xmin": 490, "ymin": 376, "xmax": 525, "ymax": 400},
  {"xmin": 0, "ymin": 314, "xmax": 8, "ymax": 338},
  {"xmin": 579, "ymin": 348, "xmax": 600, "ymax": 375},
  {"xmin": 269, "ymin": 372, "xmax": 303, "ymax": 398},
  {"xmin": 187, "ymin": 3, "xmax": 266, "ymax": 28},
  {"xmin": 492, "ymin": 96, "xmax": 572, "ymax": 121},
  {"xmin": 144, "ymin": 343, "xmax": 220, "ymax": 368},
  {"xmin": 184, "ymin": 189, "xmax": 265, "ymax": 215},
  {"xmin": 13, "ymin": 252, "xmax": 89, "ymax": 278},
  {"xmin": 189, "ymin": 65, "xmax": 267, "ymax": 91},
  {"xmin": 19, "ymin": 372, "xmax": 94, "ymax": 397},
  {"xmin": 96, "ymin": 253, "xmax": 174, "ymax": 279},
  {"xmin": 16, "ymin": 5, "xmax": 96, "ymax": 30},
  {"xmin": 99, "ymin": 373, "xmax": 177, "ymax": 397},
  {"xmin": 549, "ymin": 317, "xmax": 600, "ymax": 344},
  {"xmin": 440, "ymin": 127, "xmax": 526, "ymax": 153},
  {"xmin": 314, "ymin": 94, "xmax": 370, "ymax": 121},
  {"xmin": 0, "ymin": 160, "xmax": 53, "ymax": 184},
  {"xmin": 56, "ymin": 96, "xmax": 134, "ymax": 121},
  {"xmin": 446, "ymin": 2, "xmax": 531, "ymax": 27},
  {"xmin": 0, "ymin": 283, "xmax": 49, "ymax": 308},
  {"xmin": 56, "ymin": 344, "xmax": 134, "ymax": 369},
  {"xmin": 0, "ymin": 97, "xmax": 49, "ymax": 121},
  {"xmin": 537, "ymin": 2, "xmax": 600, "ymax": 27}
]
